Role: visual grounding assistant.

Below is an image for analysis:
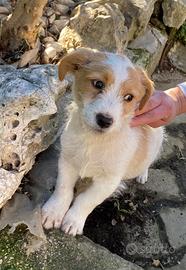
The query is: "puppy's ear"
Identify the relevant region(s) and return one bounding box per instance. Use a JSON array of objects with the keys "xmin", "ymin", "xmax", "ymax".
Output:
[
  {"xmin": 58, "ymin": 48, "xmax": 95, "ymax": 81},
  {"xmin": 136, "ymin": 67, "xmax": 154, "ymax": 110}
]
